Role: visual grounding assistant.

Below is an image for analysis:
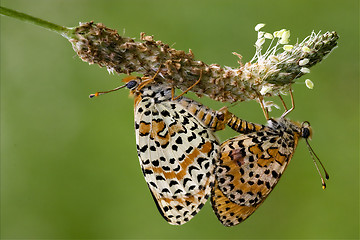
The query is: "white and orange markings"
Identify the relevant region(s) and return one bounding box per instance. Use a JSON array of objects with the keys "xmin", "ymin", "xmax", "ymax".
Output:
[
  {"xmin": 90, "ymin": 69, "xmax": 228, "ymax": 225},
  {"xmin": 132, "ymin": 80, "xmax": 229, "ymax": 225},
  {"xmin": 211, "ymin": 111, "xmax": 328, "ymax": 226}
]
